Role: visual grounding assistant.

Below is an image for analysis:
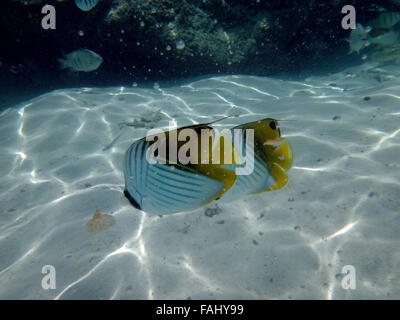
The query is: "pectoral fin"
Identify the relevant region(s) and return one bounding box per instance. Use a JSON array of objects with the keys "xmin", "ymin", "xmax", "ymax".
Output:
[
  {"xmin": 253, "ymin": 163, "xmax": 289, "ymax": 194},
  {"xmin": 194, "ymin": 165, "xmax": 237, "ymax": 205}
]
